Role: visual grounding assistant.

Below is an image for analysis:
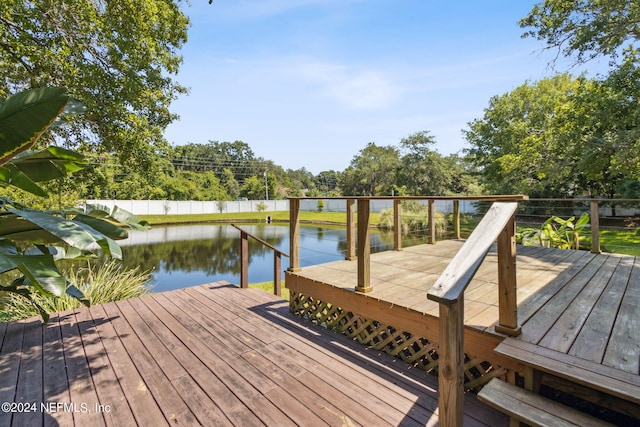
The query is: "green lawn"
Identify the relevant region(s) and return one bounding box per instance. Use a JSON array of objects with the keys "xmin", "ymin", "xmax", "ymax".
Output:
[
  {"xmin": 141, "ymin": 211, "xmax": 639, "ymax": 255},
  {"xmin": 247, "ymin": 281, "xmax": 290, "ymax": 300},
  {"xmin": 140, "ymin": 210, "xmax": 381, "ymax": 226},
  {"xmin": 594, "ymin": 229, "xmax": 640, "ymax": 256}
]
